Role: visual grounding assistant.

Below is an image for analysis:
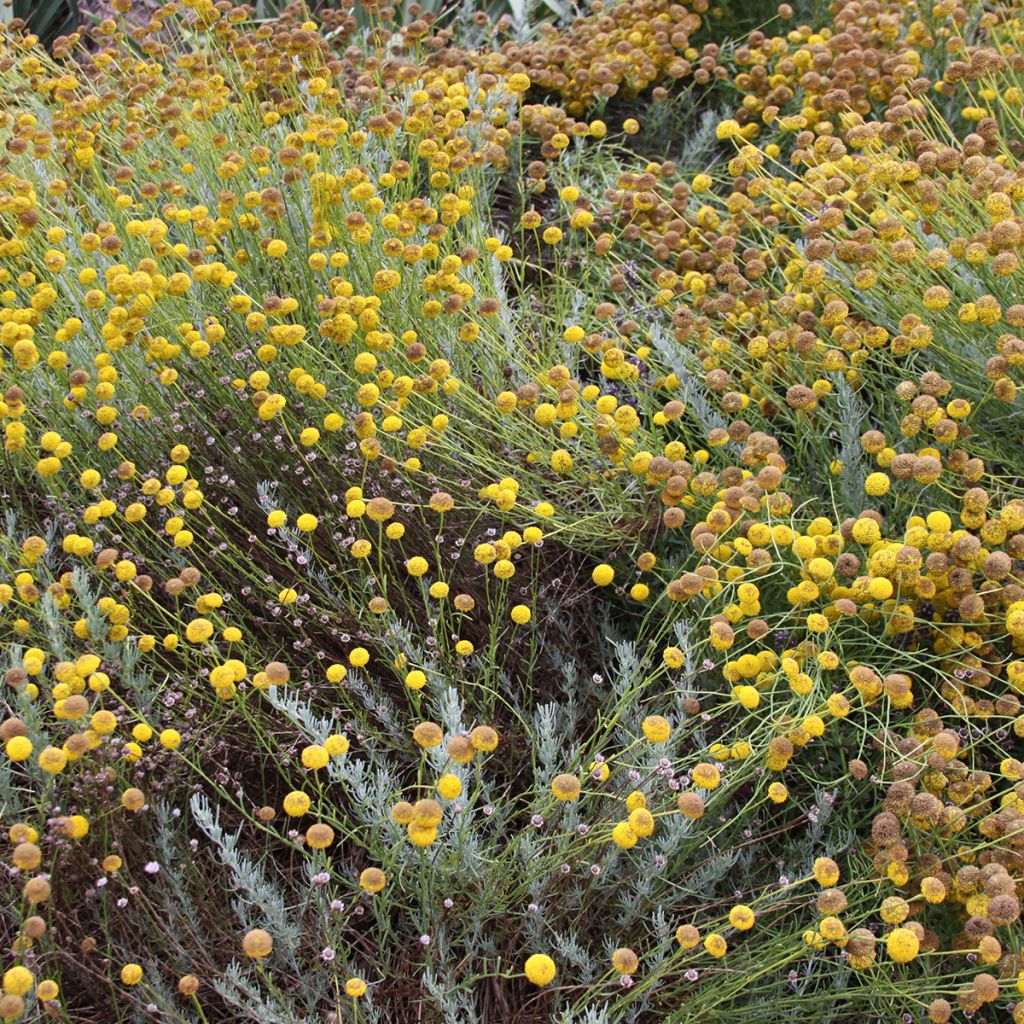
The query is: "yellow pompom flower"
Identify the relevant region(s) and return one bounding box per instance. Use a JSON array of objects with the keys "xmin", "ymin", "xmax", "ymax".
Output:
[
  {"xmin": 641, "ymin": 715, "xmax": 671, "ymax": 744},
  {"xmin": 185, "ymin": 618, "xmax": 213, "ymax": 644},
  {"xmin": 865, "ymin": 472, "xmax": 890, "ymax": 497},
  {"xmin": 437, "ymin": 774, "xmax": 462, "ymax": 800},
  {"xmin": 359, "ymin": 867, "xmax": 387, "ymax": 893},
  {"xmin": 2, "ymin": 966, "xmax": 34, "ymax": 997},
  {"xmin": 406, "ymin": 556, "xmax": 429, "ymax": 577},
  {"xmin": 325, "ymin": 734, "xmax": 350, "ymax": 756},
  {"xmin": 551, "ymin": 774, "xmax": 581, "ymax": 801},
  {"xmin": 611, "ymin": 821, "xmax": 638, "ymax": 849},
  {"xmin": 160, "ymin": 729, "xmax": 182, "ymax": 750},
  {"xmin": 242, "ymin": 929, "xmax": 273, "ymax": 959},
  {"xmin": 813, "ymin": 857, "xmax": 840, "ymax": 886},
  {"xmin": 120, "ymin": 963, "xmax": 143, "ymax": 985},
  {"xmin": 36, "ymin": 979, "xmax": 58, "ymax": 1001},
  {"xmin": 691, "ymin": 762, "xmax": 721, "ymax": 790},
  {"xmin": 886, "ymin": 927, "xmax": 919, "ymax": 964},
  {"xmin": 282, "ymin": 791, "xmax": 311, "ymax": 817},
  {"xmin": 301, "ymin": 745, "xmax": 329, "ymax": 770},
  {"xmin": 663, "ymin": 647, "xmax": 684, "ymax": 668},
  {"xmin": 511, "ymin": 604, "xmax": 531, "ymax": 624},
  {"xmin": 524, "ymin": 954, "xmax": 556, "ymax": 987},
  {"xmin": 611, "ymin": 947, "xmax": 639, "ymax": 974},
  {"xmin": 729, "ymin": 905, "xmax": 755, "ymax": 931},
  {"xmin": 5, "ymin": 736, "xmax": 32, "ymax": 762}
]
